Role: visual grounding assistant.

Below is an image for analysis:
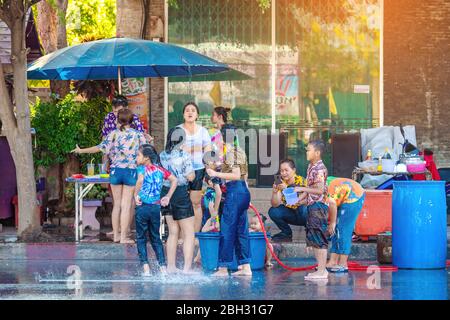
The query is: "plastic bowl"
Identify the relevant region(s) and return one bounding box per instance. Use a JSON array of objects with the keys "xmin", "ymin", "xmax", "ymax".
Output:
[
  {"xmin": 100, "ymin": 174, "xmax": 110, "ymax": 178},
  {"xmin": 407, "ymin": 162, "xmax": 426, "ymax": 173}
]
